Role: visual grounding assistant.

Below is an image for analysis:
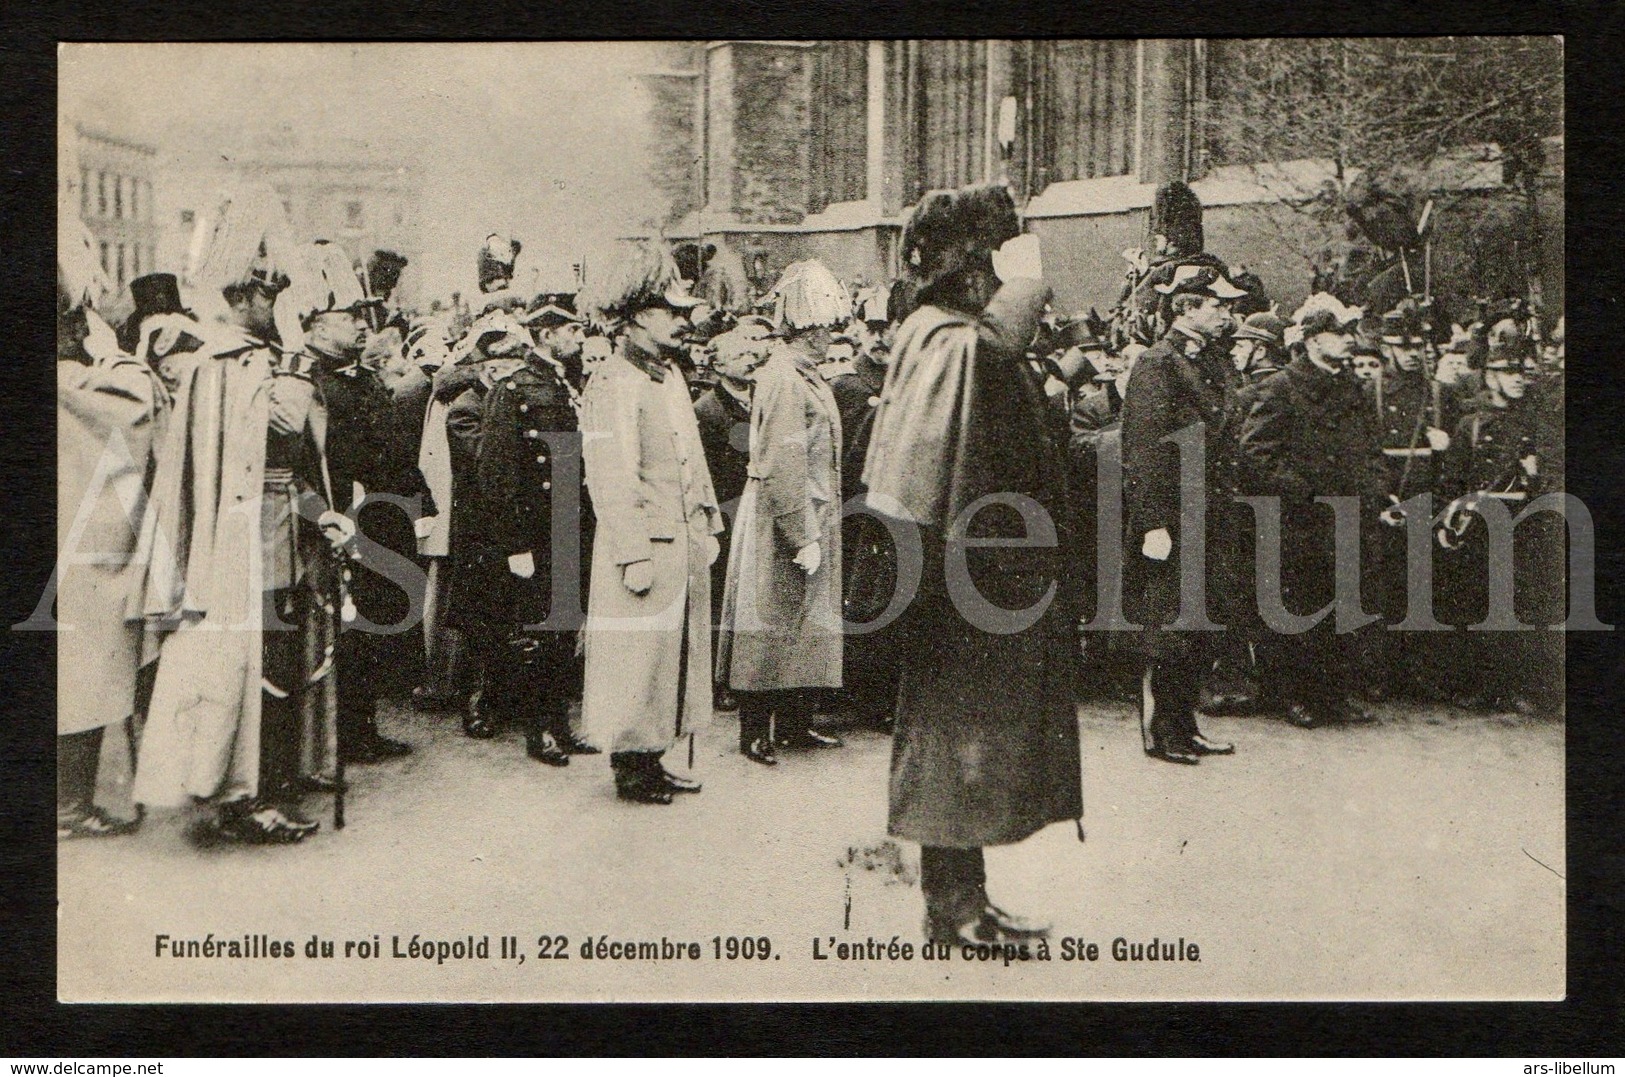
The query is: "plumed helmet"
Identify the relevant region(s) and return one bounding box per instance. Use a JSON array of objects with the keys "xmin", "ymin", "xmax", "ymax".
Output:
[
  {"xmin": 283, "ymin": 240, "xmax": 372, "ymax": 326},
  {"xmin": 58, "ymin": 213, "xmax": 112, "ymax": 315},
  {"xmin": 767, "ymin": 260, "xmax": 851, "ymax": 331},
  {"xmin": 1286, "ymin": 292, "xmax": 1364, "ymax": 346},
  {"xmin": 186, "ymin": 182, "xmax": 297, "ymax": 297},
  {"xmin": 477, "ymin": 233, "xmax": 522, "ymax": 293},
  {"xmin": 577, "ymin": 242, "xmax": 702, "ymax": 333}
]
